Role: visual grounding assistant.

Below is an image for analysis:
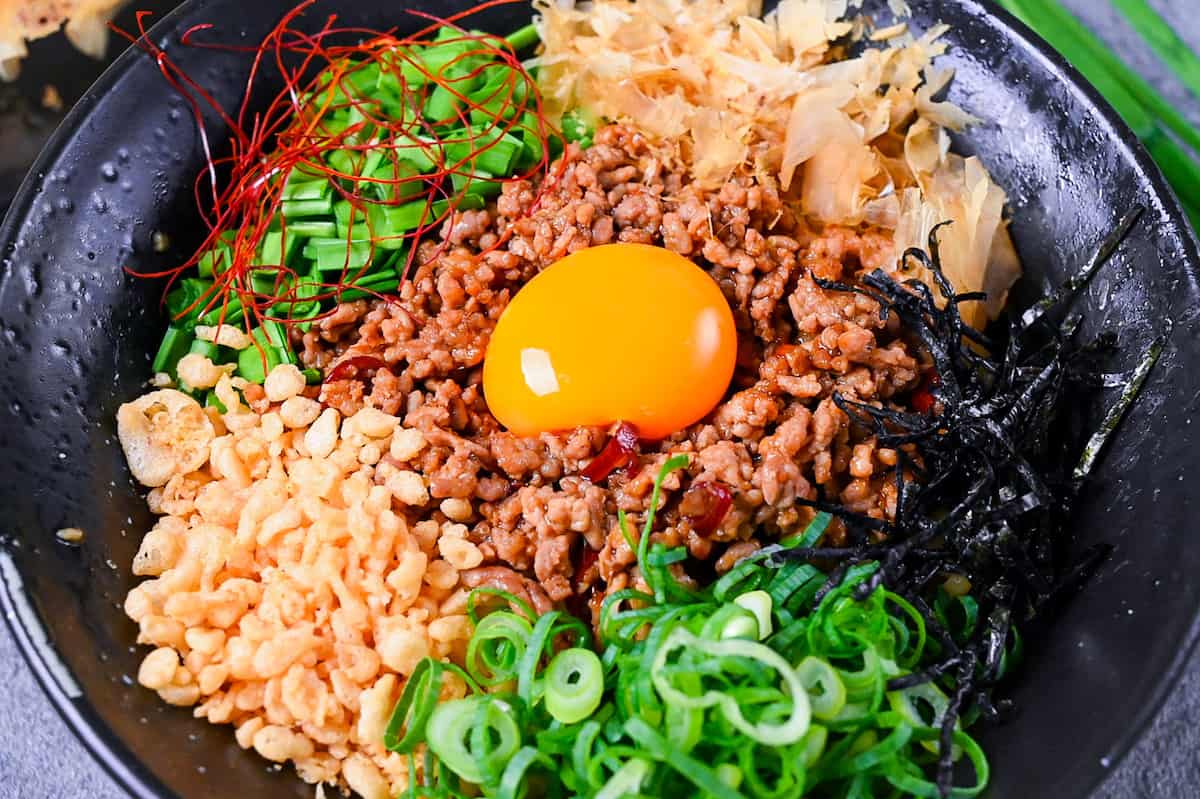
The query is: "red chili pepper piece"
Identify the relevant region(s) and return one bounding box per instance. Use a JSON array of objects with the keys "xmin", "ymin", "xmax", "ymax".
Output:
[
  {"xmin": 683, "ymin": 481, "xmax": 734, "ymax": 536},
  {"xmin": 581, "ymin": 422, "xmax": 640, "ymax": 482},
  {"xmin": 912, "ymin": 371, "xmax": 941, "ymax": 414},
  {"xmin": 576, "ymin": 545, "xmax": 600, "ymax": 579},
  {"xmin": 325, "ymin": 355, "xmax": 388, "ymax": 384}
]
